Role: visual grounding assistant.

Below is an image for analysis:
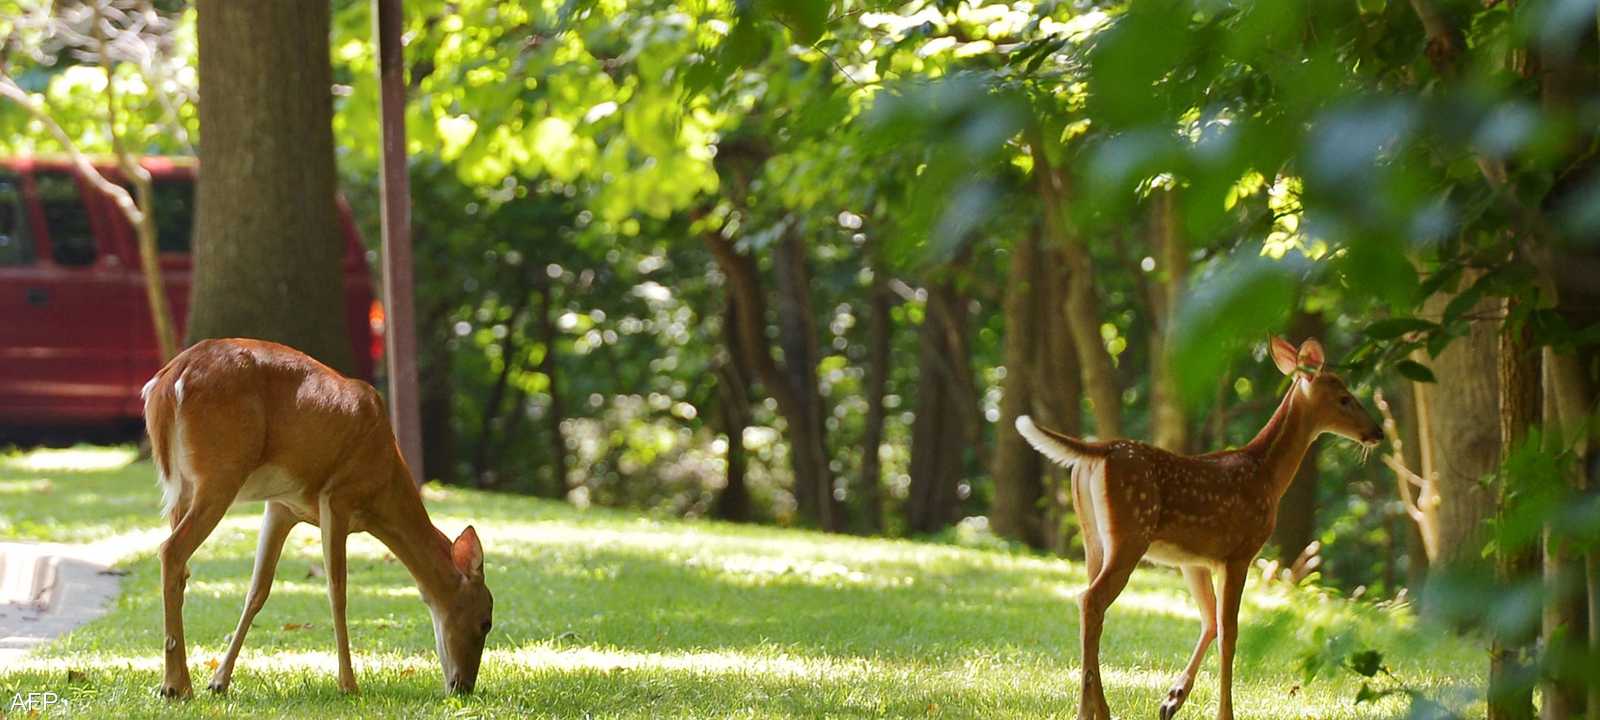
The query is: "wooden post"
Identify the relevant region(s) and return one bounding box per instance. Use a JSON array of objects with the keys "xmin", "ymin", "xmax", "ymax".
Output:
[{"xmin": 374, "ymin": 0, "xmax": 424, "ymax": 484}]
